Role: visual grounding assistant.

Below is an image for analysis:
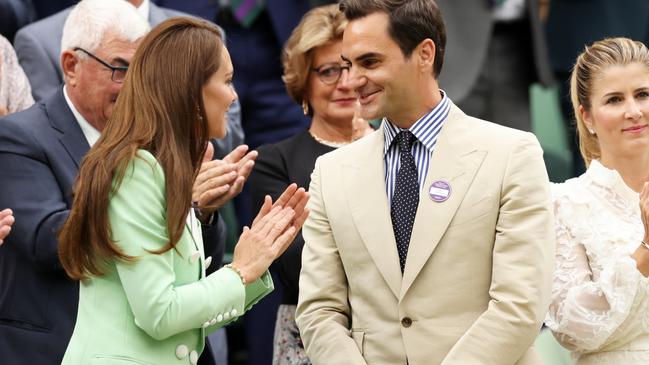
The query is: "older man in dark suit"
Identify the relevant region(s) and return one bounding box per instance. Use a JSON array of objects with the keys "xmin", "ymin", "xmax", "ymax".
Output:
[{"xmin": 14, "ymin": 0, "xmax": 244, "ymax": 156}]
